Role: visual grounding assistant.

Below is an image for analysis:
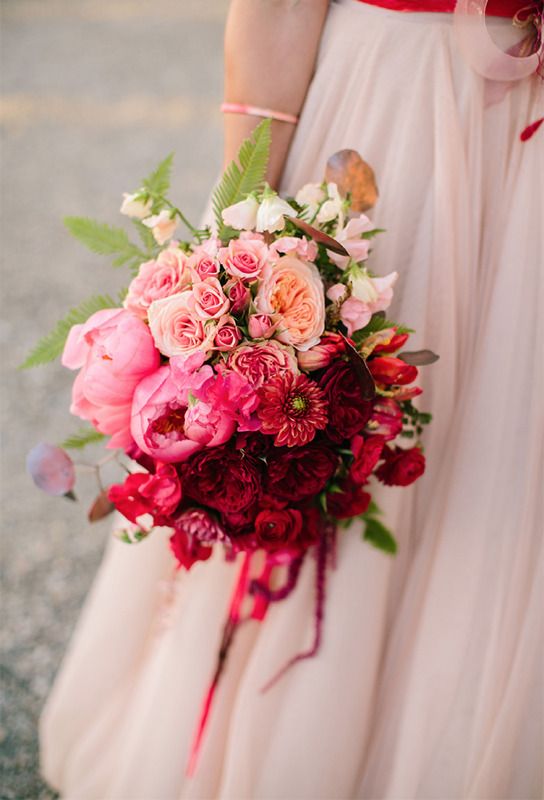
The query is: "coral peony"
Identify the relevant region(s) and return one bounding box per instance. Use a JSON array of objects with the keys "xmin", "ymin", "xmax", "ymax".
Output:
[
  {"xmin": 257, "ymin": 372, "xmax": 328, "ymax": 447},
  {"xmin": 62, "ymin": 308, "xmax": 160, "ymax": 449}
]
